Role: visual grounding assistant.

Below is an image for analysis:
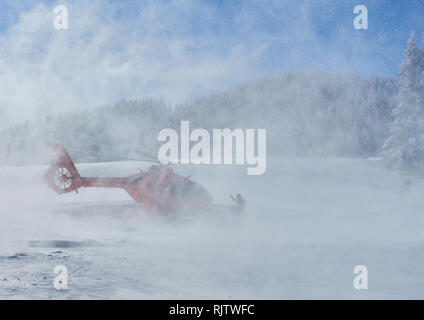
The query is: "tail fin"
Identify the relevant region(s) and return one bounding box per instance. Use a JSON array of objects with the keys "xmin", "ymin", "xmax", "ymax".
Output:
[{"xmin": 44, "ymin": 142, "xmax": 82, "ymax": 194}]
